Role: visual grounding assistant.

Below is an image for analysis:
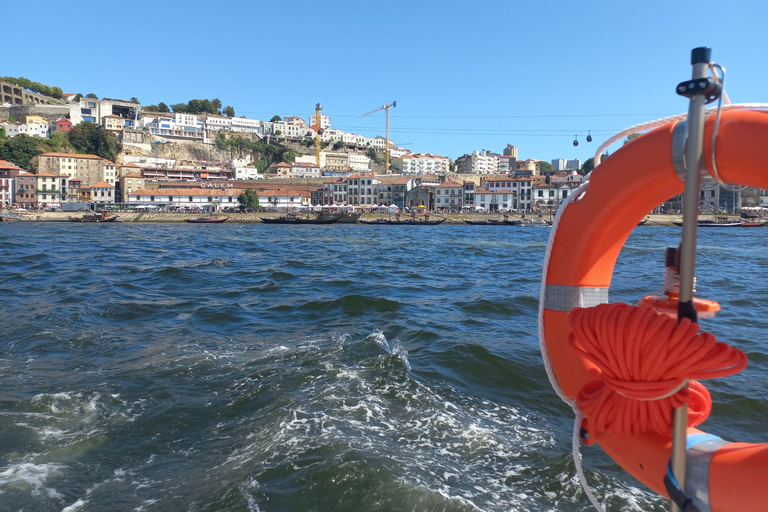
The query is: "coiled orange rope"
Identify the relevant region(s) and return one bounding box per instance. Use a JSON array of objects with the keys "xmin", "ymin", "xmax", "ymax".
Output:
[{"xmin": 569, "ymin": 303, "xmax": 747, "ymax": 442}]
